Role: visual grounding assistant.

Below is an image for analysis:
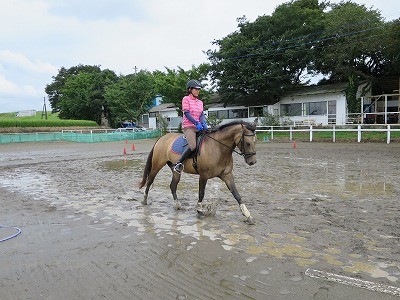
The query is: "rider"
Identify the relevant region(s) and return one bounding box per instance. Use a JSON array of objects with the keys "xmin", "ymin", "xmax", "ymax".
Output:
[{"xmin": 173, "ymin": 79, "xmax": 208, "ymax": 174}]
